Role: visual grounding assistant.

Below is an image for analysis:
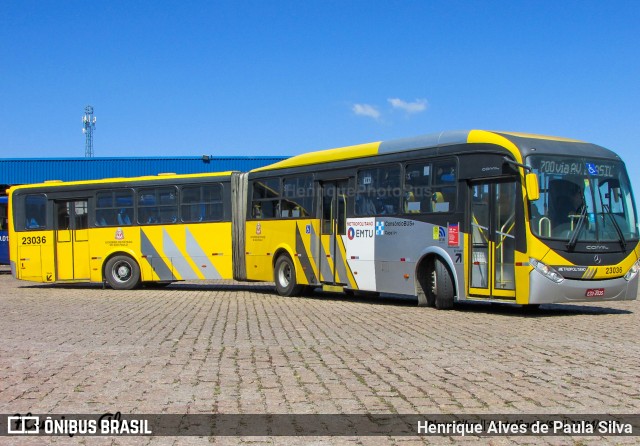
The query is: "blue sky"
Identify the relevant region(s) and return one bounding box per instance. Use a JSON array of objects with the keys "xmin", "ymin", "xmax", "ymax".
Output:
[{"xmin": 1, "ymin": 1, "xmax": 639, "ymax": 191}]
